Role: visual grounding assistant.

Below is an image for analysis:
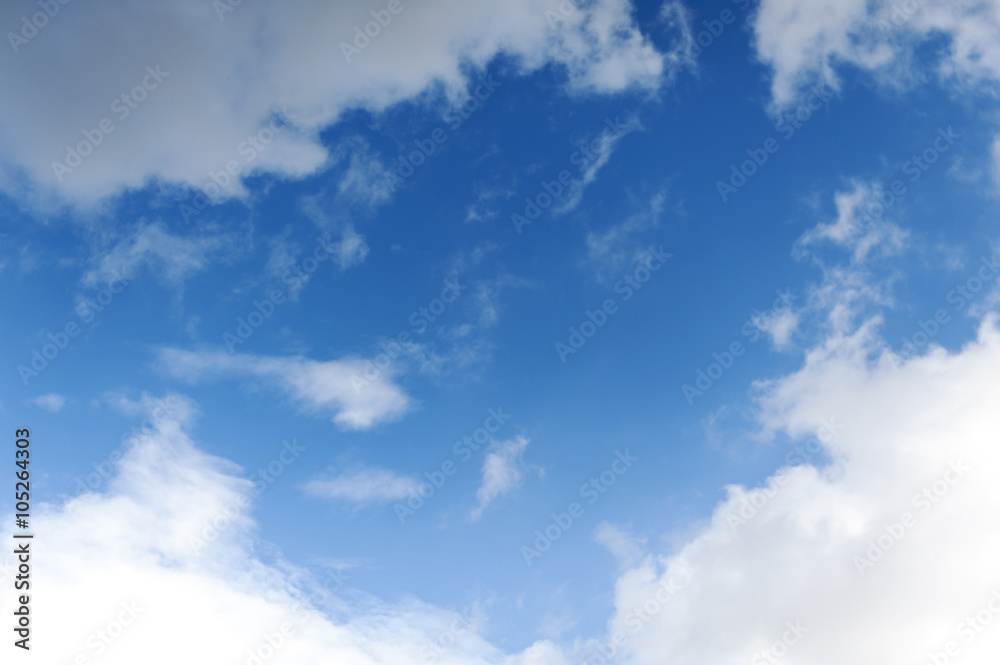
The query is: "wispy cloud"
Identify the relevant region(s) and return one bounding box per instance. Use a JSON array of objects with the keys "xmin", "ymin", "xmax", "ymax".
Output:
[
  {"xmin": 303, "ymin": 466, "xmax": 421, "ymax": 505},
  {"xmin": 156, "ymin": 348, "xmax": 411, "ymax": 430},
  {"xmin": 470, "ymin": 436, "xmax": 536, "ymax": 520},
  {"xmin": 795, "ymin": 180, "xmax": 908, "ymax": 264},
  {"xmin": 586, "ymin": 187, "xmax": 671, "ymax": 279},
  {"xmin": 83, "ymin": 221, "xmax": 237, "ymax": 289},
  {"xmin": 556, "ymin": 117, "xmax": 640, "ymax": 214}
]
